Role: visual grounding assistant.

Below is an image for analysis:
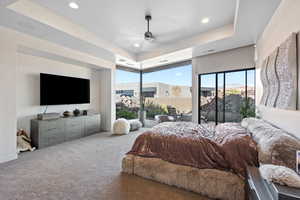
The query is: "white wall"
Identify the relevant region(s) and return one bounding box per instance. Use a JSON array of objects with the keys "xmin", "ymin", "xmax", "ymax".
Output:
[
  {"xmin": 99, "ymin": 68, "xmax": 116, "ymax": 131},
  {"xmin": 16, "ymin": 53, "xmax": 102, "ymax": 133},
  {"xmin": 0, "ymin": 29, "xmax": 17, "ymax": 163},
  {"xmin": 256, "ymin": 0, "xmax": 300, "ymax": 138},
  {"xmin": 192, "ymin": 45, "xmax": 255, "ymax": 123},
  {"xmin": 0, "ymin": 26, "xmax": 116, "ymax": 163}
]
